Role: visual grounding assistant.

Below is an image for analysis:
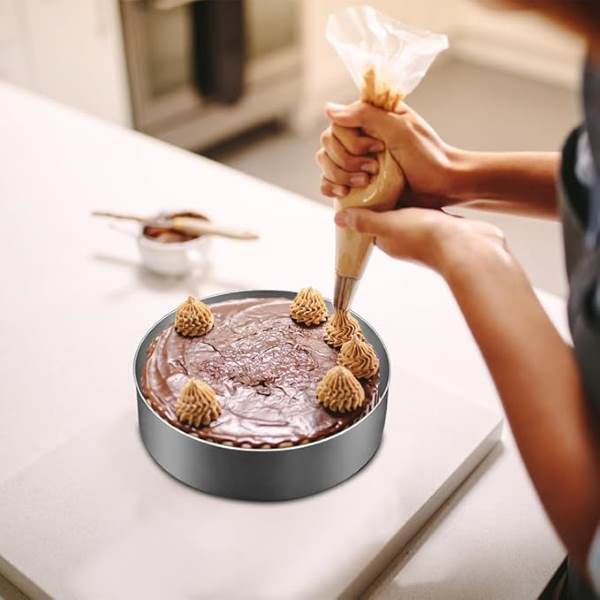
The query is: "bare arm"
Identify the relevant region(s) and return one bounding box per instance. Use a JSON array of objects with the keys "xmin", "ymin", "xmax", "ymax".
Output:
[
  {"xmin": 453, "ymin": 151, "xmax": 560, "ymax": 218},
  {"xmin": 335, "ymin": 206, "xmax": 600, "ymax": 572},
  {"xmin": 318, "ymin": 102, "xmax": 561, "ymax": 219},
  {"xmin": 442, "ymin": 233, "xmax": 600, "ymax": 568}
]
